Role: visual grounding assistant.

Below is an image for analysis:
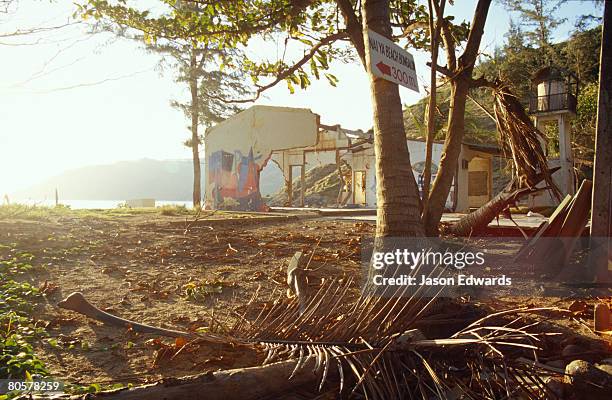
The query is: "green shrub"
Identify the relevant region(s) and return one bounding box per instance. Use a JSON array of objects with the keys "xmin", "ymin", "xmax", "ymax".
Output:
[{"xmin": 158, "ymin": 204, "xmax": 190, "ymax": 216}]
